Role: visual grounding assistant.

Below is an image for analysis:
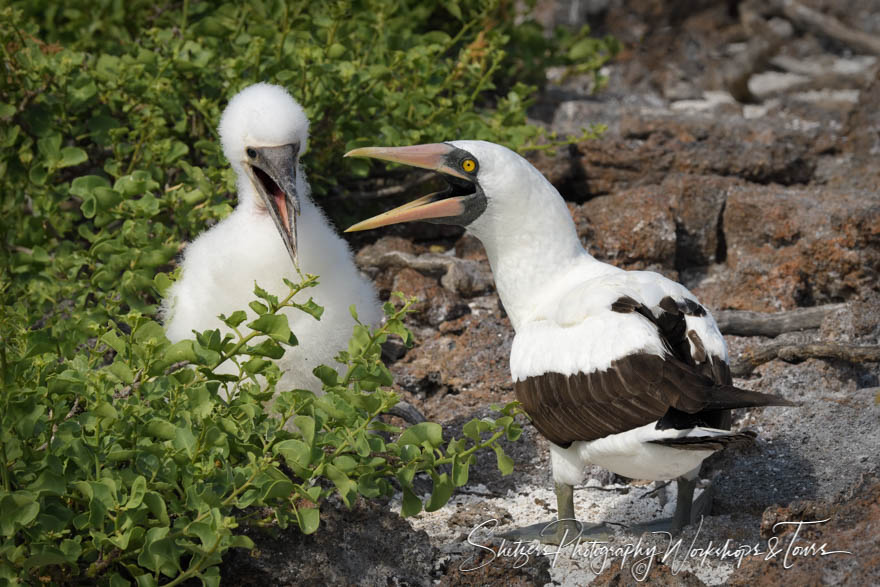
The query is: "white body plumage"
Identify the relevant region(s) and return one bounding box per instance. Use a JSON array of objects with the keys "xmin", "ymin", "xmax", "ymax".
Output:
[
  {"xmin": 162, "ymin": 83, "xmax": 380, "ymax": 393},
  {"xmin": 453, "ymin": 140, "xmax": 731, "ymax": 484}
]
